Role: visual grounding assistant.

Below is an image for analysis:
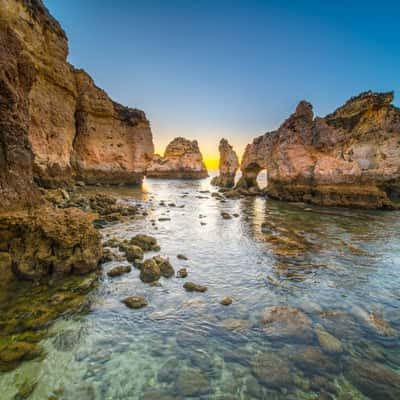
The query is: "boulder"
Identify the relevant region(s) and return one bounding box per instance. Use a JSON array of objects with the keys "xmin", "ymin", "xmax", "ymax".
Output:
[
  {"xmin": 107, "ymin": 265, "xmax": 132, "ymax": 277},
  {"xmin": 153, "ymin": 256, "xmax": 175, "ymax": 278},
  {"xmin": 140, "ymin": 259, "xmax": 161, "ymax": 283},
  {"xmin": 261, "ymin": 306, "xmax": 314, "ymax": 342},
  {"xmin": 183, "ymin": 282, "xmax": 208, "ymax": 292},
  {"xmin": 122, "ymin": 296, "xmax": 148, "ymax": 309}
]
